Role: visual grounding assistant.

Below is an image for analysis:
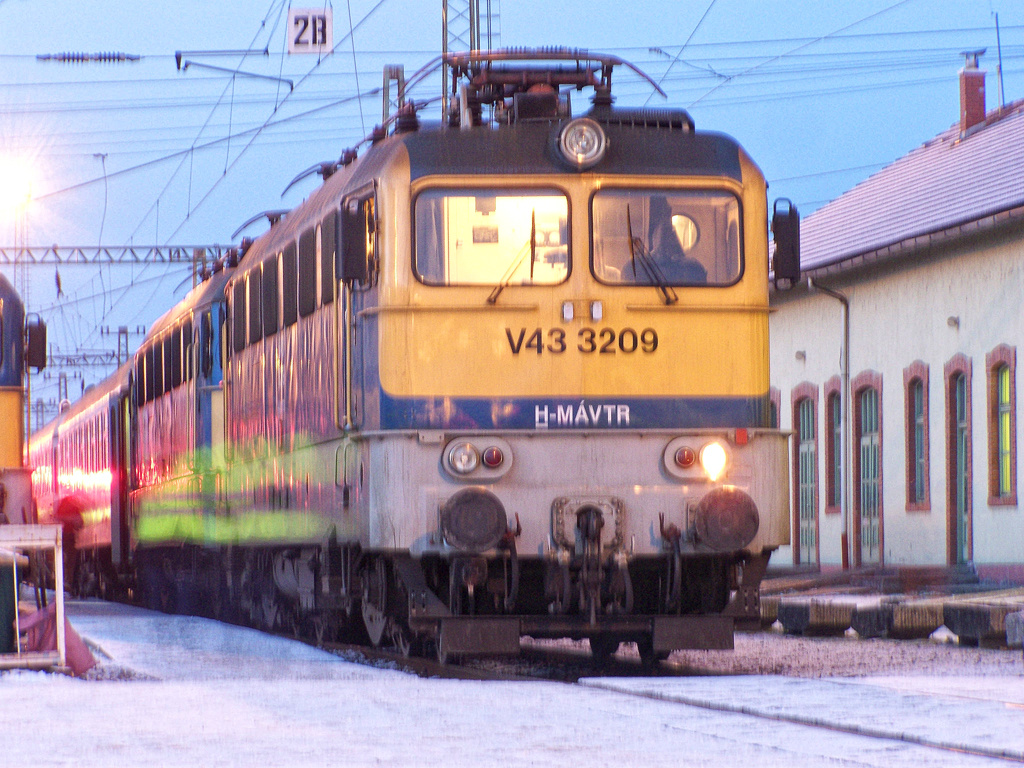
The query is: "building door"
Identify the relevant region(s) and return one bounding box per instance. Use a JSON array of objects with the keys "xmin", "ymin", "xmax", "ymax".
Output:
[
  {"xmin": 797, "ymin": 398, "xmax": 818, "ymax": 565},
  {"xmin": 858, "ymin": 387, "xmax": 880, "ymax": 564},
  {"xmin": 953, "ymin": 373, "xmax": 971, "ymax": 563}
]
